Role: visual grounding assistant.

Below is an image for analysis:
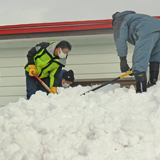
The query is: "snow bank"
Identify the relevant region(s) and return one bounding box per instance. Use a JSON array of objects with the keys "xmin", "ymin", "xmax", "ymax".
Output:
[{"xmin": 0, "ymin": 82, "xmax": 160, "ymax": 160}]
